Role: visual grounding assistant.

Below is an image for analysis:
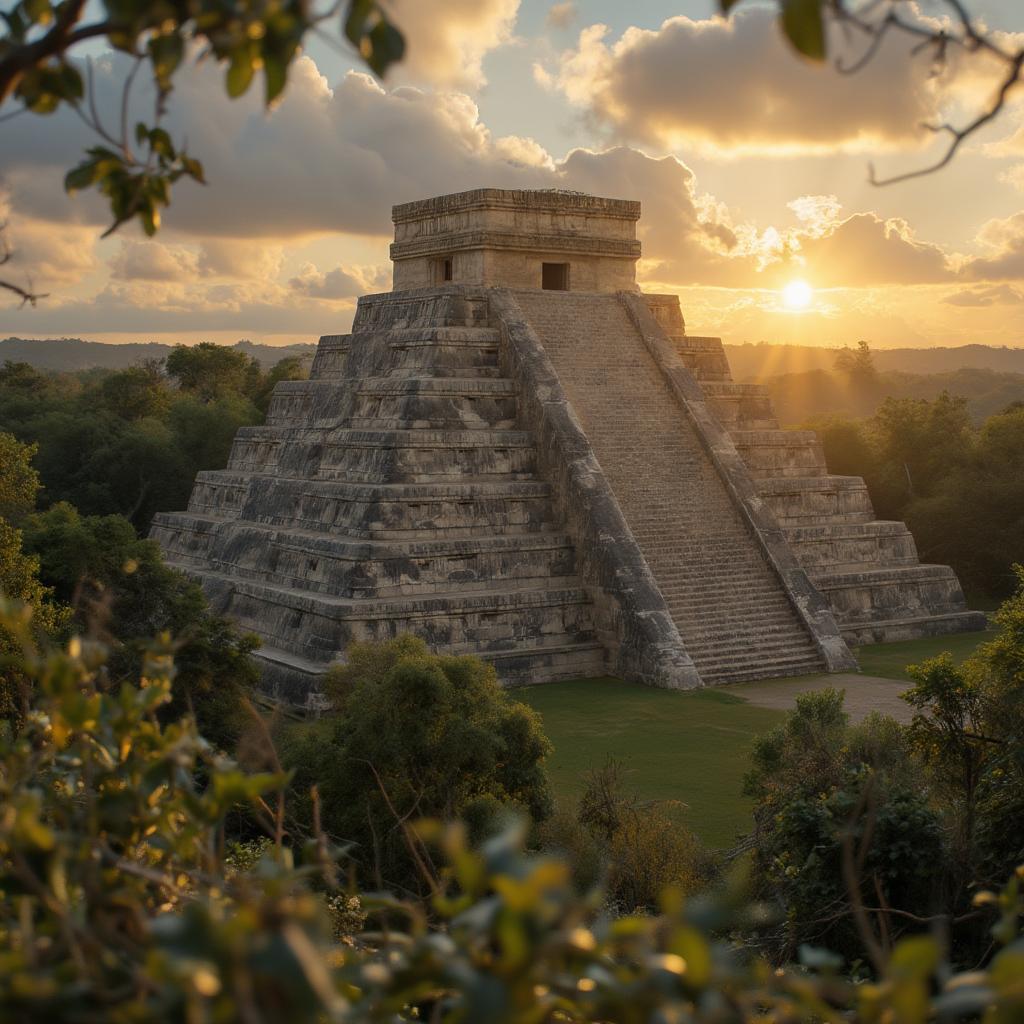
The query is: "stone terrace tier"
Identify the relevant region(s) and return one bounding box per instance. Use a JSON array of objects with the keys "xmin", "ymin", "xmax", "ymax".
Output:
[
  {"xmin": 153, "ymin": 189, "xmax": 985, "ymax": 707},
  {"xmin": 644, "ymin": 294, "xmax": 987, "ymax": 645},
  {"xmin": 152, "ymin": 287, "xmax": 608, "ymax": 706}
]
